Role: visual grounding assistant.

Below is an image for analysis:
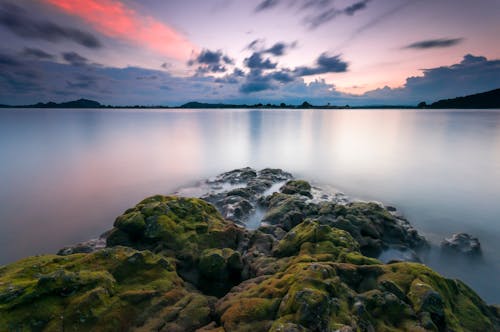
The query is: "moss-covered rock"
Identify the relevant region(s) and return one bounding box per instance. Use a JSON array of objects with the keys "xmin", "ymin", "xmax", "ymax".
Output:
[
  {"xmin": 317, "ymin": 201, "xmax": 427, "ymax": 257},
  {"xmin": 215, "ymin": 260, "xmax": 498, "ymax": 332},
  {"xmin": 0, "ymin": 247, "xmax": 215, "ymax": 331},
  {"xmin": 280, "ymin": 180, "xmax": 313, "ymax": 198},
  {"xmin": 273, "ymin": 219, "xmax": 359, "ymax": 258},
  {"xmin": 107, "ymin": 195, "xmax": 247, "ymax": 264},
  {"xmin": 261, "ymin": 193, "xmax": 317, "ymax": 231},
  {"xmin": 1, "ymin": 177, "xmax": 498, "ymax": 331}
]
